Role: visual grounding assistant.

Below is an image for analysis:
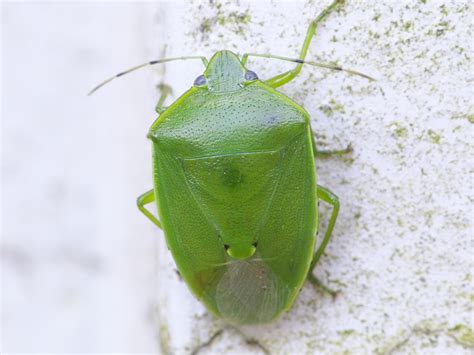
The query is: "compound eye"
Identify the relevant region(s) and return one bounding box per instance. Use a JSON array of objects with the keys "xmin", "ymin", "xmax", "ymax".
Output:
[
  {"xmin": 224, "ymin": 244, "xmax": 230, "ymax": 251},
  {"xmin": 193, "ymin": 74, "xmax": 207, "ymax": 86},
  {"xmin": 245, "ymin": 70, "xmax": 258, "ymax": 81}
]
